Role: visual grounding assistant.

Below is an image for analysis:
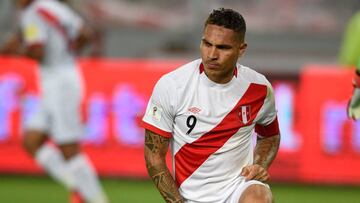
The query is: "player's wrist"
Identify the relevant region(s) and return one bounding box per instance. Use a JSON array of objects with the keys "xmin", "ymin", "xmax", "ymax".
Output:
[{"xmin": 253, "ymin": 162, "xmax": 268, "ymax": 170}]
